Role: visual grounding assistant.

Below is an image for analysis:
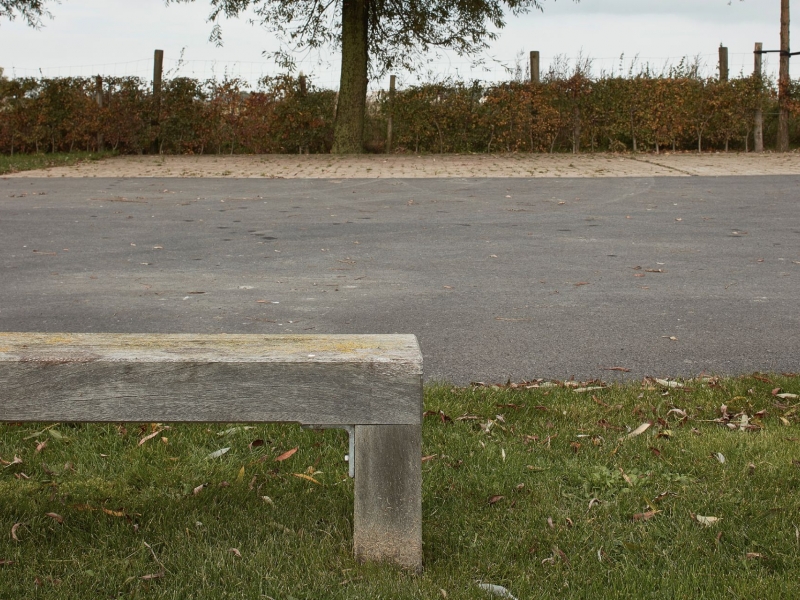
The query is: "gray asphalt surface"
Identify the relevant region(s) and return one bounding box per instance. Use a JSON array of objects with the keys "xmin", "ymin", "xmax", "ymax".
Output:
[{"xmin": 1, "ymin": 176, "xmax": 798, "ymax": 384}]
